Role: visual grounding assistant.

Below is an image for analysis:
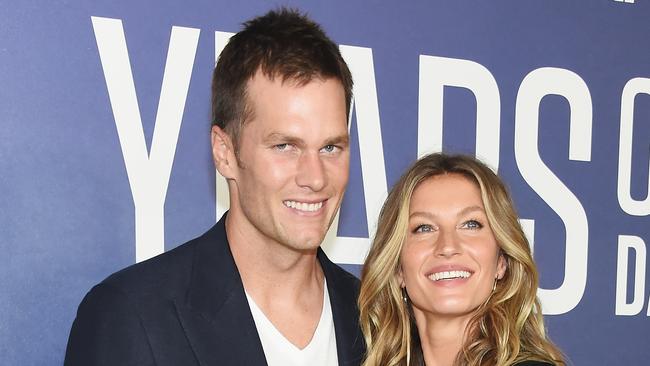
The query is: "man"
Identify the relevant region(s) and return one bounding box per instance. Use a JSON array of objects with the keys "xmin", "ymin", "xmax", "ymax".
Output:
[{"xmin": 65, "ymin": 8, "xmax": 364, "ymax": 366}]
